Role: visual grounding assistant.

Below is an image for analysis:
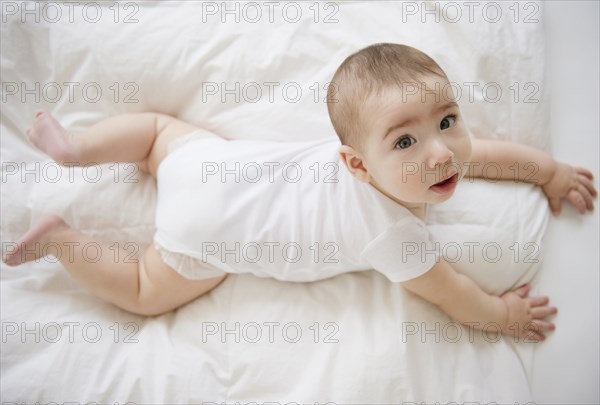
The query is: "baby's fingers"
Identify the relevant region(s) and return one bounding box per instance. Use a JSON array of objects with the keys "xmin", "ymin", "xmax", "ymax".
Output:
[
  {"xmin": 580, "ymin": 186, "xmax": 595, "ymax": 211},
  {"xmin": 527, "ymin": 295, "xmax": 550, "ymax": 307},
  {"xmin": 520, "ymin": 319, "xmax": 554, "ymax": 342},
  {"xmin": 567, "ymin": 189, "xmax": 589, "ymax": 214},
  {"xmin": 548, "ymin": 197, "xmax": 562, "ymax": 216},
  {"xmin": 575, "ymin": 166, "xmax": 594, "ymax": 181},
  {"xmin": 530, "ymin": 304, "xmax": 558, "ymax": 319},
  {"xmin": 531, "ymin": 319, "xmax": 556, "ymax": 332},
  {"xmin": 579, "ymin": 173, "xmax": 598, "ymax": 198},
  {"xmin": 524, "ymin": 328, "xmax": 546, "ymax": 342}
]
